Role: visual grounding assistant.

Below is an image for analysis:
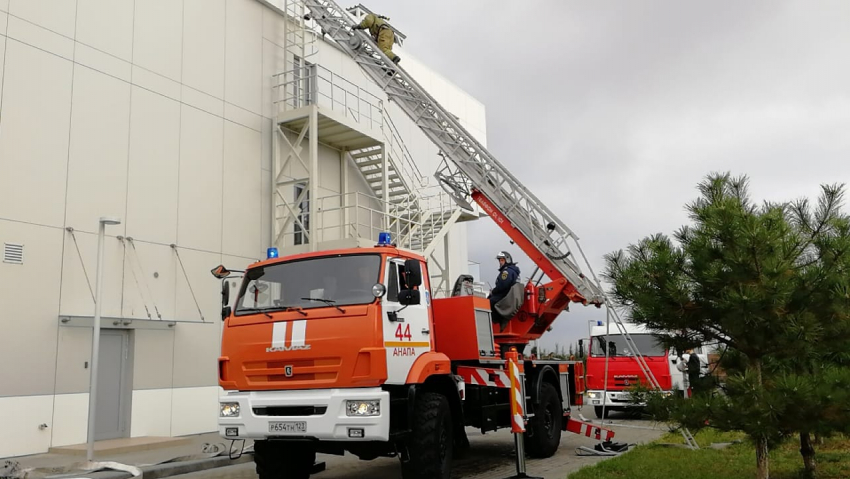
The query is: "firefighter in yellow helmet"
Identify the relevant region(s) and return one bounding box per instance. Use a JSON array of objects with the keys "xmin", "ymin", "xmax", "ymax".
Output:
[{"xmin": 352, "ymin": 13, "xmax": 400, "ymax": 64}]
